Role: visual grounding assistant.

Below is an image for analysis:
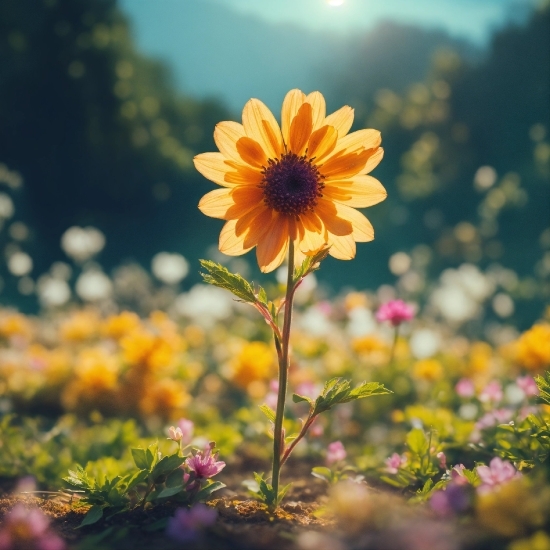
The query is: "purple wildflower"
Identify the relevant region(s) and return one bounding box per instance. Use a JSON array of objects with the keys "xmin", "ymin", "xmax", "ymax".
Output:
[
  {"xmin": 326, "ymin": 441, "xmax": 346, "ymax": 466},
  {"xmin": 430, "ymin": 483, "xmax": 470, "ymax": 517},
  {"xmin": 376, "ymin": 299, "xmax": 415, "ymax": 326},
  {"xmin": 186, "ymin": 442, "xmax": 225, "ymax": 479},
  {"xmin": 0, "ymin": 504, "xmax": 66, "ymax": 550},
  {"xmin": 166, "ymin": 504, "xmax": 217, "ymax": 542}
]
